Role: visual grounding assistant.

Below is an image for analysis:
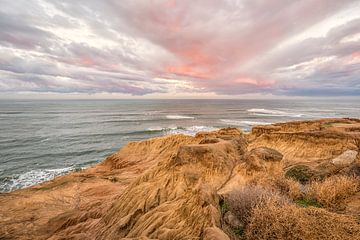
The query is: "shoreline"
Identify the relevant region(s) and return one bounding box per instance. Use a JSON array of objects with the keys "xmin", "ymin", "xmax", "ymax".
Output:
[
  {"xmin": 5, "ymin": 117, "xmax": 359, "ymax": 193},
  {"xmin": 1, "ymin": 117, "xmax": 360, "ymax": 239}
]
